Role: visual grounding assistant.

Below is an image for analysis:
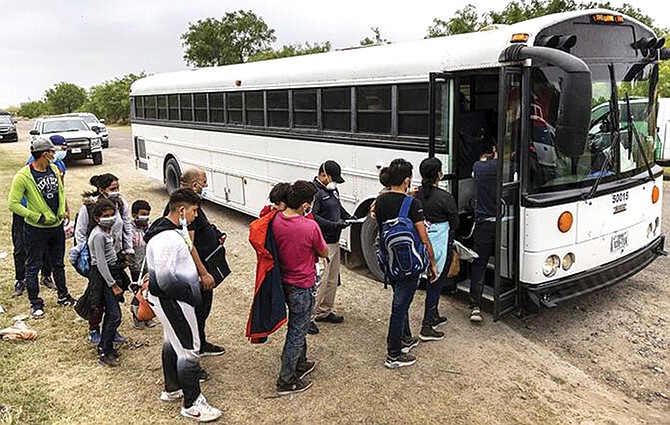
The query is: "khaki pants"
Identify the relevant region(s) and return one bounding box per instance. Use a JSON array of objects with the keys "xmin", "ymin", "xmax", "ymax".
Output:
[{"xmin": 313, "ymin": 243, "xmax": 340, "ymax": 319}]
